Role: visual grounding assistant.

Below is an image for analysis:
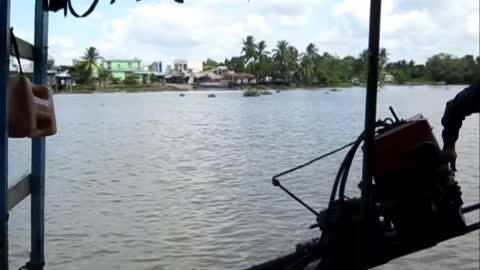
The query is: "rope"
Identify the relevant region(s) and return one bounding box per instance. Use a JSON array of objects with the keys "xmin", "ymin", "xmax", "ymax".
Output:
[
  {"xmin": 10, "ymin": 28, "xmax": 23, "ymax": 75},
  {"xmin": 272, "ymin": 141, "xmax": 356, "ymax": 181},
  {"xmin": 56, "ymin": 0, "xmax": 174, "ymax": 18},
  {"xmin": 68, "ymin": 0, "xmax": 99, "ymax": 18}
]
